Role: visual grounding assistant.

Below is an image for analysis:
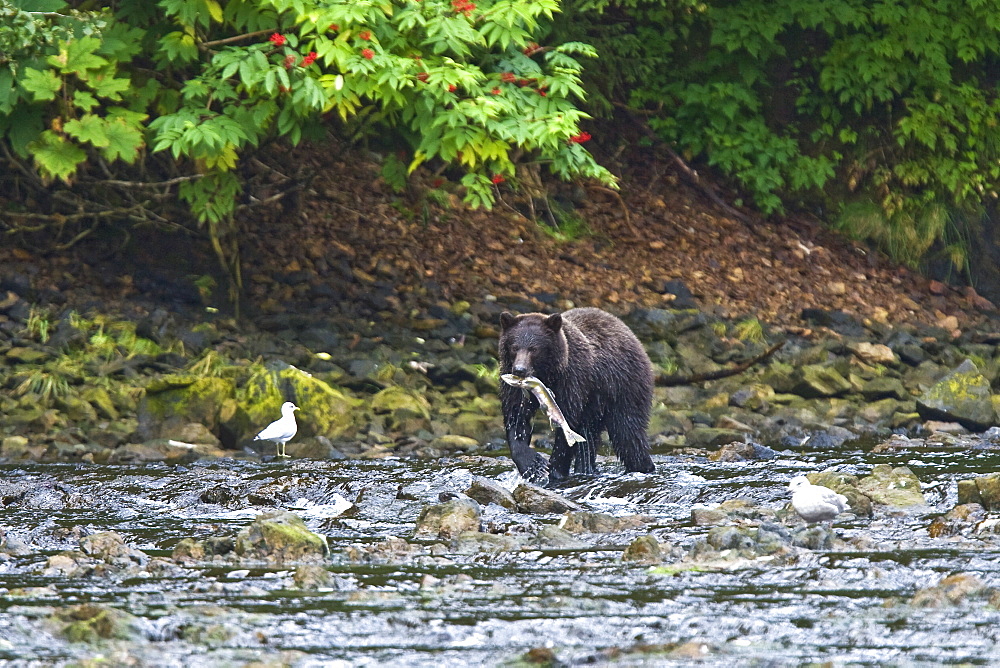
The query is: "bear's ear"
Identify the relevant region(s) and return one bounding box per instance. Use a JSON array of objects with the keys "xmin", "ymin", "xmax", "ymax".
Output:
[
  {"xmin": 543, "ymin": 313, "xmax": 562, "ymax": 333},
  {"xmin": 499, "ymin": 312, "xmax": 516, "ymax": 331}
]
